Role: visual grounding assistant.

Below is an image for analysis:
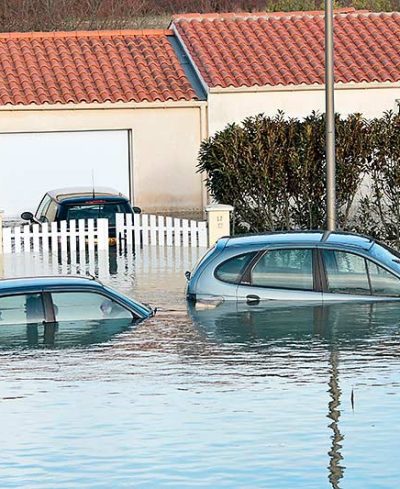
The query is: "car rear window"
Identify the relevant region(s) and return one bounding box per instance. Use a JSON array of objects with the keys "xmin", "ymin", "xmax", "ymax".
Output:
[
  {"xmin": 215, "ymin": 252, "xmax": 257, "ymax": 284},
  {"xmin": 64, "ymin": 201, "xmax": 132, "ymax": 225}
]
